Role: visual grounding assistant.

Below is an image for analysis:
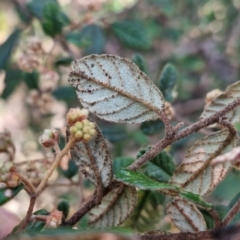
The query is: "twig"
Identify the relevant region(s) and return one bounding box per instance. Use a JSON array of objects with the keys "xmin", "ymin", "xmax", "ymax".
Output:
[
  {"xmin": 17, "ymin": 173, "xmax": 36, "ymax": 195},
  {"xmin": 36, "ymin": 138, "xmax": 75, "ymax": 195},
  {"xmin": 209, "ymin": 208, "xmax": 221, "ymax": 227},
  {"xmin": 128, "ymin": 97, "xmax": 240, "ymax": 171},
  {"xmin": 223, "ymin": 200, "xmax": 240, "ymax": 225},
  {"xmin": 17, "ymin": 197, "xmax": 37, "ymax": 232}
]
